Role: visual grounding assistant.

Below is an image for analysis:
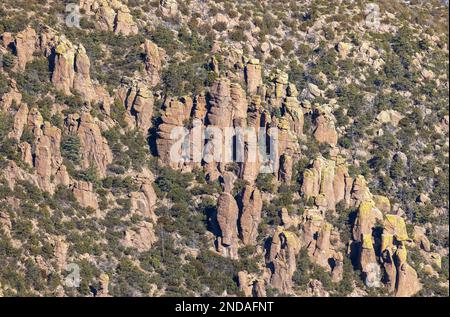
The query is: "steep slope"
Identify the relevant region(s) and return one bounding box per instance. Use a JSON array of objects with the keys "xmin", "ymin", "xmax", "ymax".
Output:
[{"xmin": 0, "ymin": 0, "xmax": 448, "ymax": 297}]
